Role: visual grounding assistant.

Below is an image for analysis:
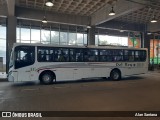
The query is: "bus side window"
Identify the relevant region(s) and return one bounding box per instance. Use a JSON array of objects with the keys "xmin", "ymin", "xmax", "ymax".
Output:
[
  {"xmin": 50, "ymin": 52, "xmax": 54, "ymax": 61},
  {"xmin": 49, "ymin": 50, "xmax": 54, "ymax": 62},
  {"xmin": 57, "ymin": 49, "xmax": 69, "ymax": 62},
  {"xmin": 38, "ymin": 51, "xmax": 42, "ymax": 61},
  {"xmin": 76, "ymin": 54, "xmax": 82, "ymax": 62},
  {"xmin": 58, "ymin": 50, "xmax": 65, "ymax": 62},
  {"xmin": 101, "ymin": 56, "xmax": 106, "ymax": 62},
  {"xmin": 58, "ymin": 53, "xmax": 65, "ymax": 62},
  {"xmin": 42, "ymin": 51, "xmax": 47, "ymax": 61},
  {"xmin": 124, "ymin": 56, "xmax": 129, "ymax": 61},
  {"xmin": 84, "ymin": 50, "xmax": 89, "ymax": 62},
  {"xmin": 54, "ymin": 51, "xmax": 59, "ymax": 61},
  {"xmin": 70, "ymin": 49, "xmax": 76, "ymax": 62},
  {"xmin": 129, "ymin": 56, "xmax": 134, "ymax": 61}
]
